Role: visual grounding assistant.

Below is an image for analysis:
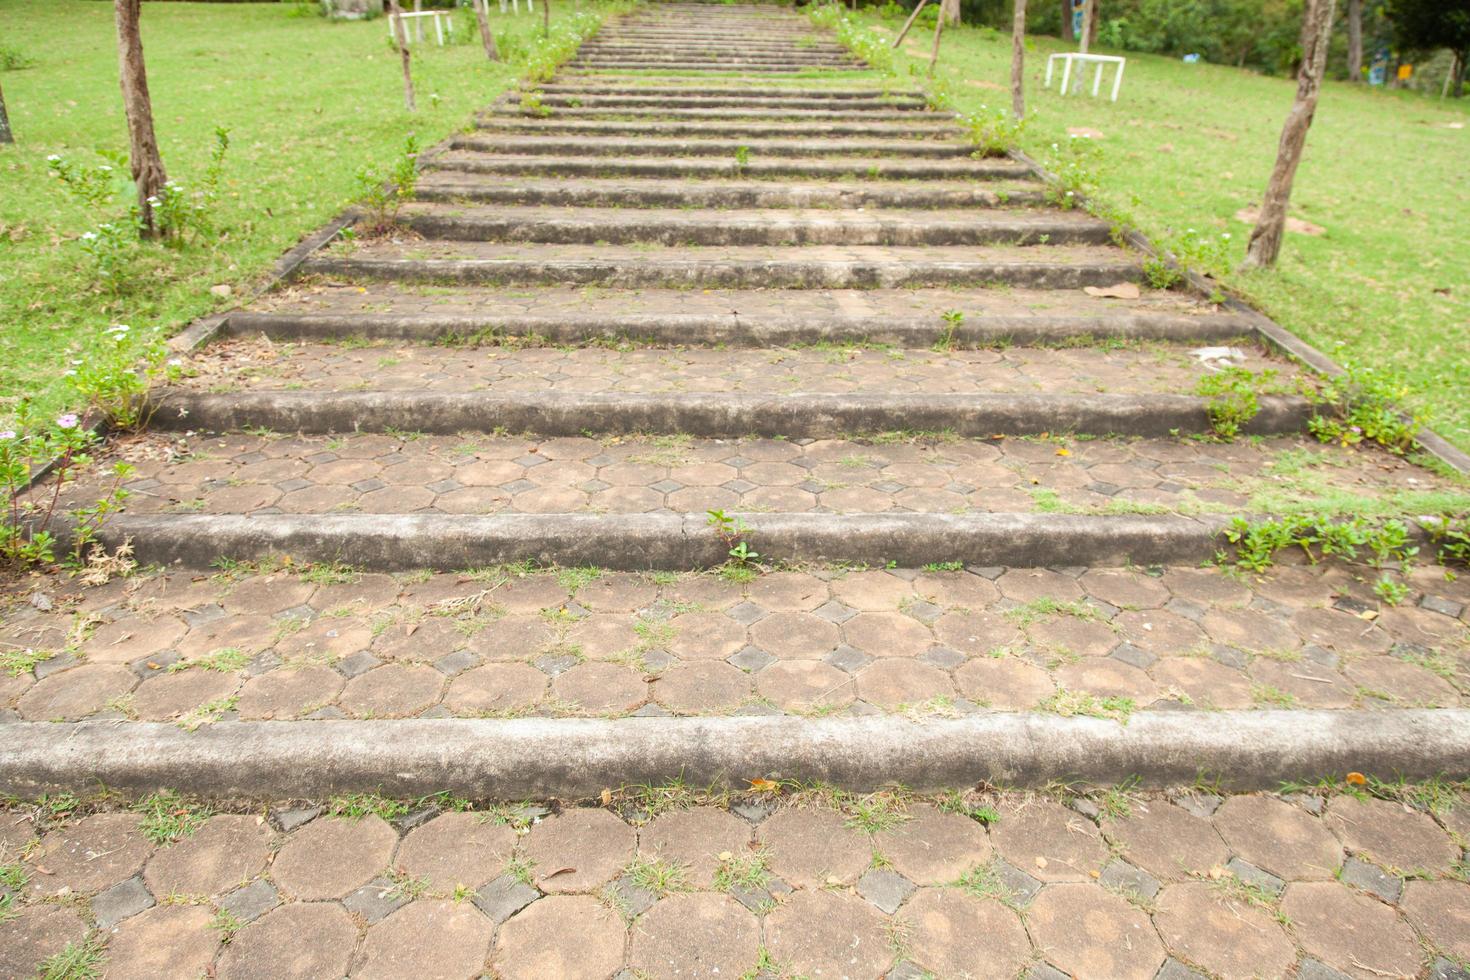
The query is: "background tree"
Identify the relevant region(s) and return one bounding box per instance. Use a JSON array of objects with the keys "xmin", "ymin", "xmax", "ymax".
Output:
[
  {"xmin": 473, "ymin": 0, "xmax": 500, "ymax": 62},
  {"xmin": 1242, "ymin": 0, "xmax": 1337, "ymax": 269},
  {"xmin": 113, "ymin": 0, "xmax": 168, "ymax": 237},
  {"xmin": 1387, "ymin": 0, "xmax": 1469, "ymax": 96},
  {"xmin": 1011, "ymin": 0, "xmax": 1028, "ymax": 119},
  {"xmin": 1346, "ymin": 0, "xmax": 1363, "ymax": 79},
  {"xmin": 941, "ymin": 0, "xmax": 961, "ymax": 25},
  {"xmin": 0, "ymin": 81, "xmax": 12, "ymax": 143}
]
